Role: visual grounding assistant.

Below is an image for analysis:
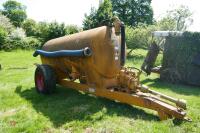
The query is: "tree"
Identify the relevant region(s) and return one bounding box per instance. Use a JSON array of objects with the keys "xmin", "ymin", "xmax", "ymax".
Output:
[
  {"xmin": 2, "ymin": 0, "xmax": 27, "ymax": 27},
  {"xmin": 83, "ymin": 0, "xmax": 113, "ymax": 30},
  {"xmin": 22, "ymin": 19, "xmax": 37, "ymax": 36},
  {"xmin": 46, "ymin": 22, "xmax": 66, "ymax": 41},
  {"xmin": 0, "ymin": 13, "xmax": 14, "ymax": 33},
  {"xmin": 96, "ymin": 0, "xmax": 113, "ymax": 26},
  {"xmin": 34, "ymin": 22, "xmax": 49, "ymax": 43},
  {"xmin": 83, "ymin": 7, "xmax": 97, "ymax": 30},
  {"xmin": 65, "ymin": 25, "xmax": 80, "ymax": 35},
  {"xmin": 156, "ymin": 17, "xmax": 176, "ymax": 31},
  {"xmin": 111, "ymin": 0, "xmax": 153, "ymax": 27},
  {"xmin": 167, "ymin": 5, "xmax": 193, "ymax": 31}
]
